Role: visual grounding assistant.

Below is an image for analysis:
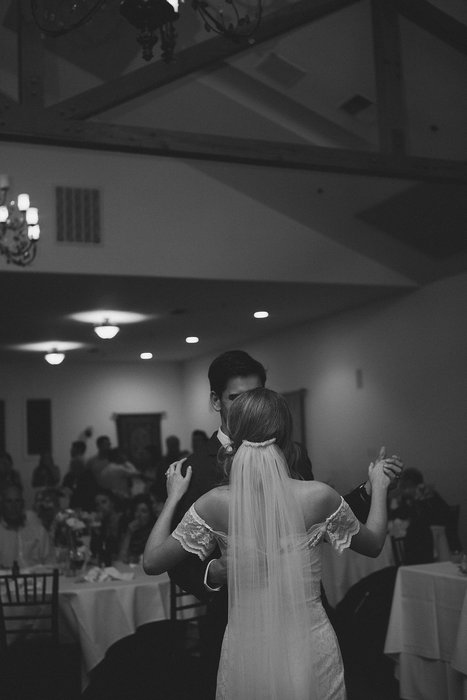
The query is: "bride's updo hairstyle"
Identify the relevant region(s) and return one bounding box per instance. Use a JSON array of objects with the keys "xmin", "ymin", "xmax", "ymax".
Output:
[{"xmin": 219, "ymin": 387, "xmax": 301, "ymax": 480}]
